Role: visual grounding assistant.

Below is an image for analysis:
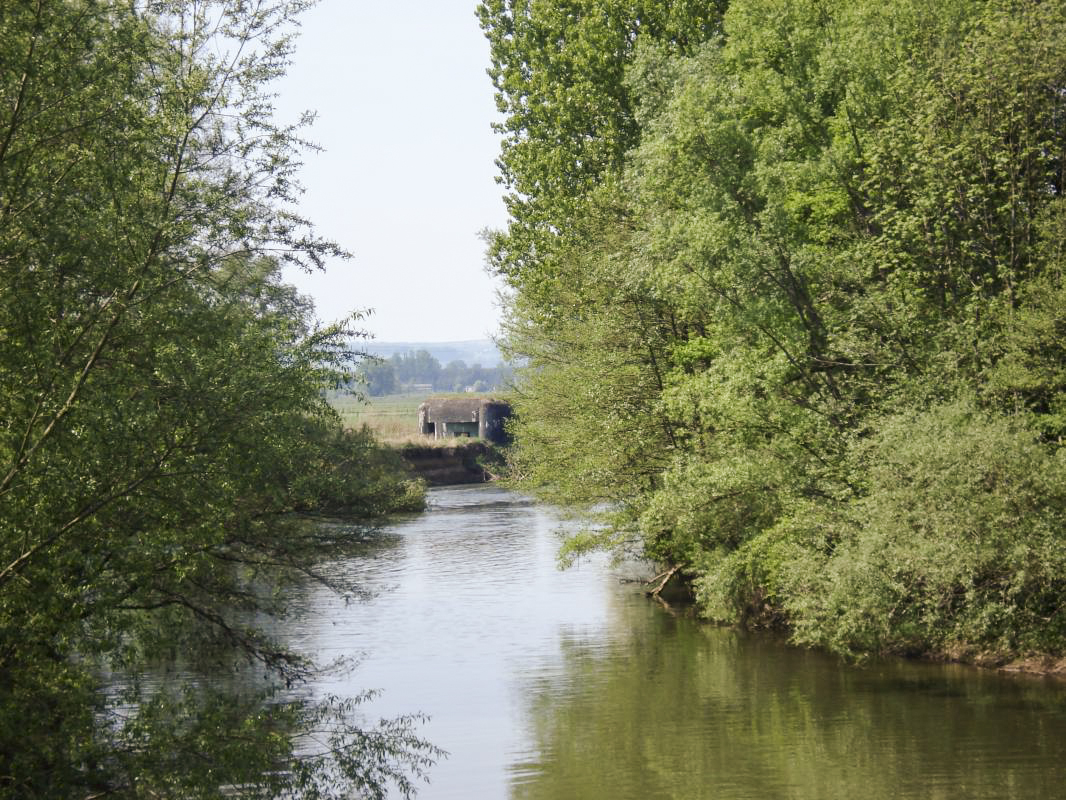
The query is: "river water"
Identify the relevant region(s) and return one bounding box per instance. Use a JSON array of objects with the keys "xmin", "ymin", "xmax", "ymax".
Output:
[{"xmin": 284, "ymin": 485, "xmax": 1066, "ymax": 799}]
